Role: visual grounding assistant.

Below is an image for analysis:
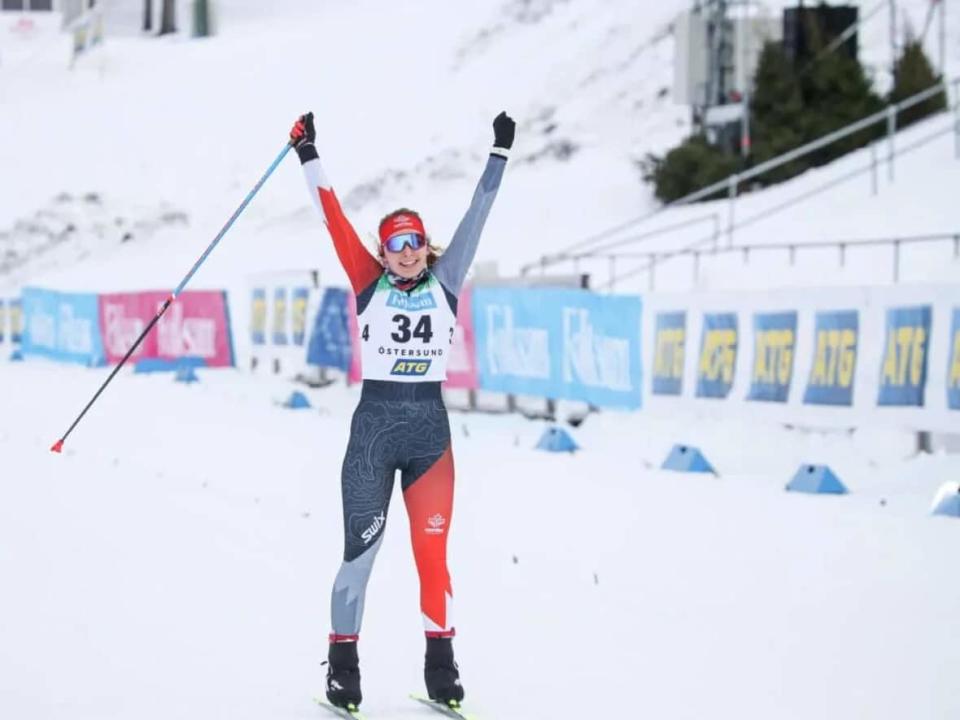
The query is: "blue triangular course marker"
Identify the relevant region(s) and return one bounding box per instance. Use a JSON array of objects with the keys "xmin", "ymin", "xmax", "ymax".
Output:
[
  {"xmin": 535, "ymin": 426, "xmax": 579, "ymax": 453},
  {"xmin": 931, "ymin": 483, "xmax": 960, "ymax": 518},
  {"xmin": 284, "ymin": 390, "xmax": 311, "ymax": 409},
  {"xmin": 174, "ymin": 365, "xmax": 200, "ymax": 384},
  {"xmin": 9, "ymin": 349, "xmax": 23, "ymax": 362},
  {"xmin": 786, "ymin": 464, "xmax": 847, "ymax": 494},
  {"xmin": 661, "ymin": 444, "xmax": 716, "ymax": 474}
]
